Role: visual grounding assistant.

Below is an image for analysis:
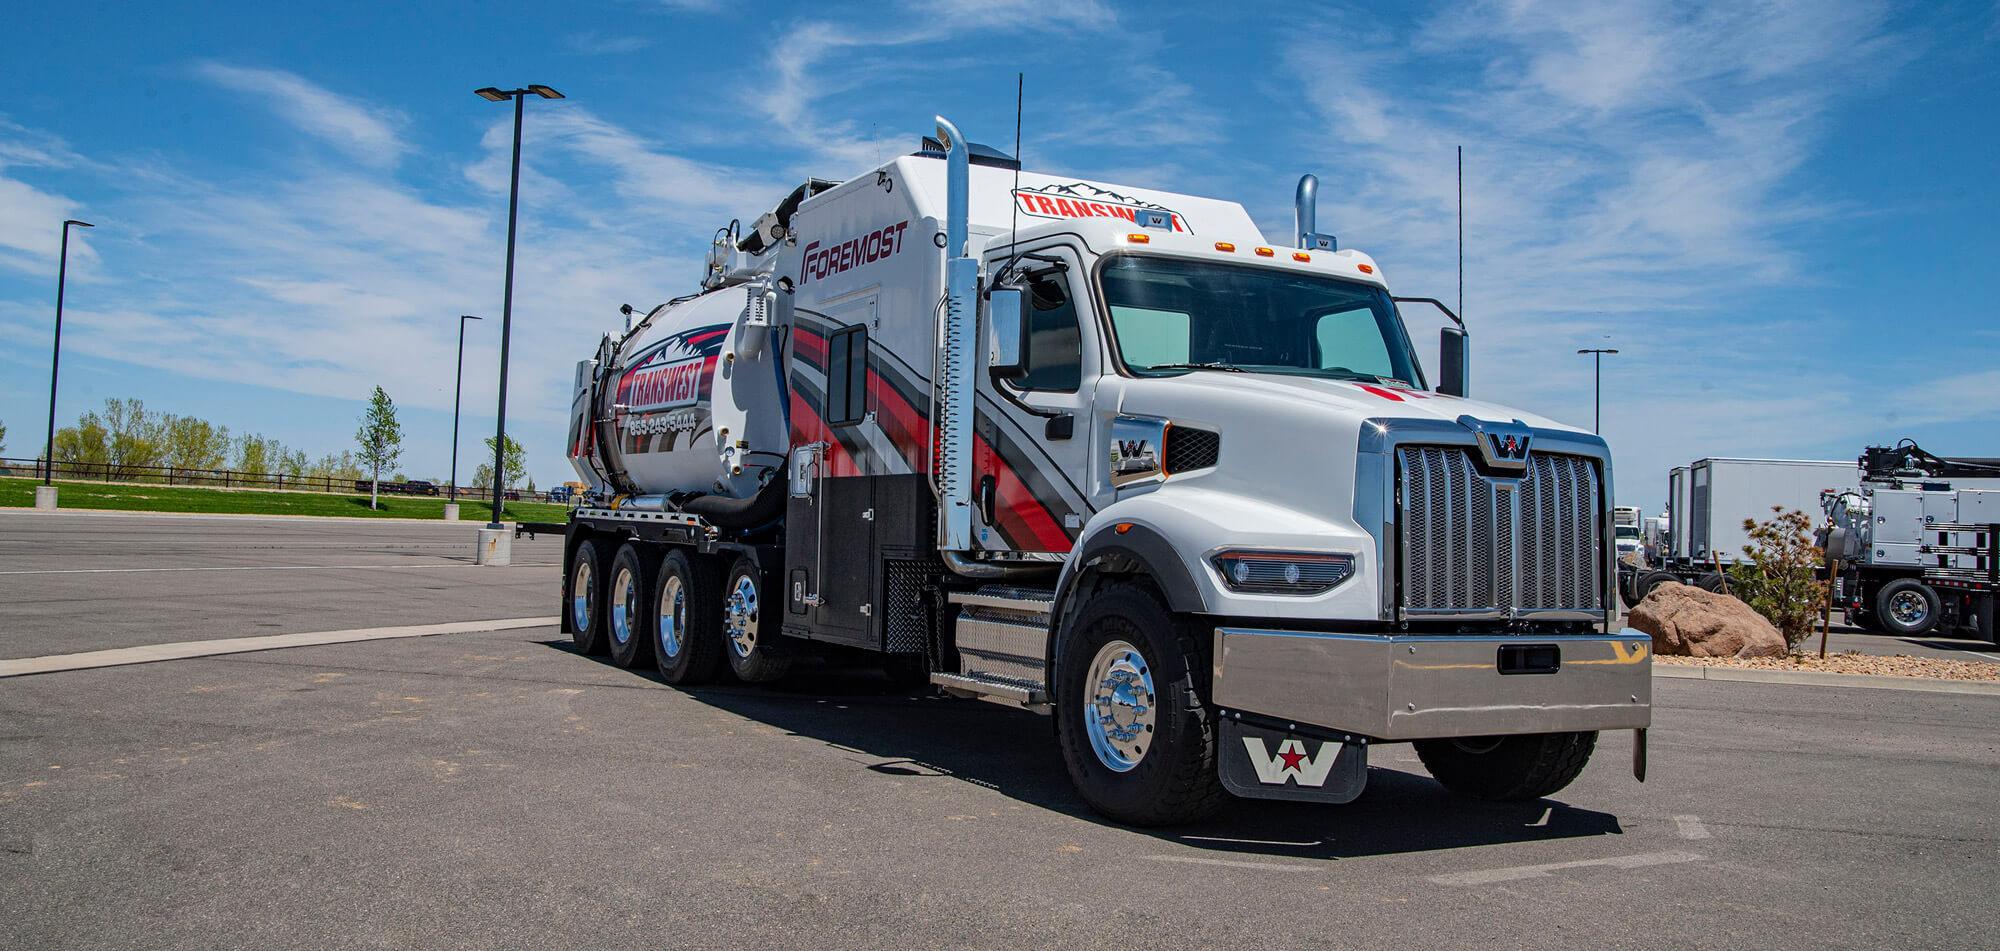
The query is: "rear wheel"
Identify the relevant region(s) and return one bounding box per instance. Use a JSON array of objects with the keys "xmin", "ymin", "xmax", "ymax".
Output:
[
  {"xmin": 653, "ymin": 549, "xmax": 724, "ymax": 685},
  {"xmin": 722, "ymin": 557, "xmax": 790, "ymax": 683},
  {"xmin": 565, "ymin": 539, "xmax": 607, "ymax": 655},
  {"xmin": 606, "ymin": 544, "xmax": 655, "ymax": 670},
  {"xmin": 1414, "ymin": 731, "xmax": 1597, "ymax": 801},
  {"xmin": 1876, "ymin": 578, "xmax": 1941, "ymax": 636},
  {"xmin": 1697, "ymin": 572, "xmax": 1728, "ymax": 594},
  {"xmin": 1053, "ymin": 584, "xmax": 1225, "ymax": 826},
  {"xmin": 1634, "ymin": 569, "xmax": 1679, "ymax": 603}
]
